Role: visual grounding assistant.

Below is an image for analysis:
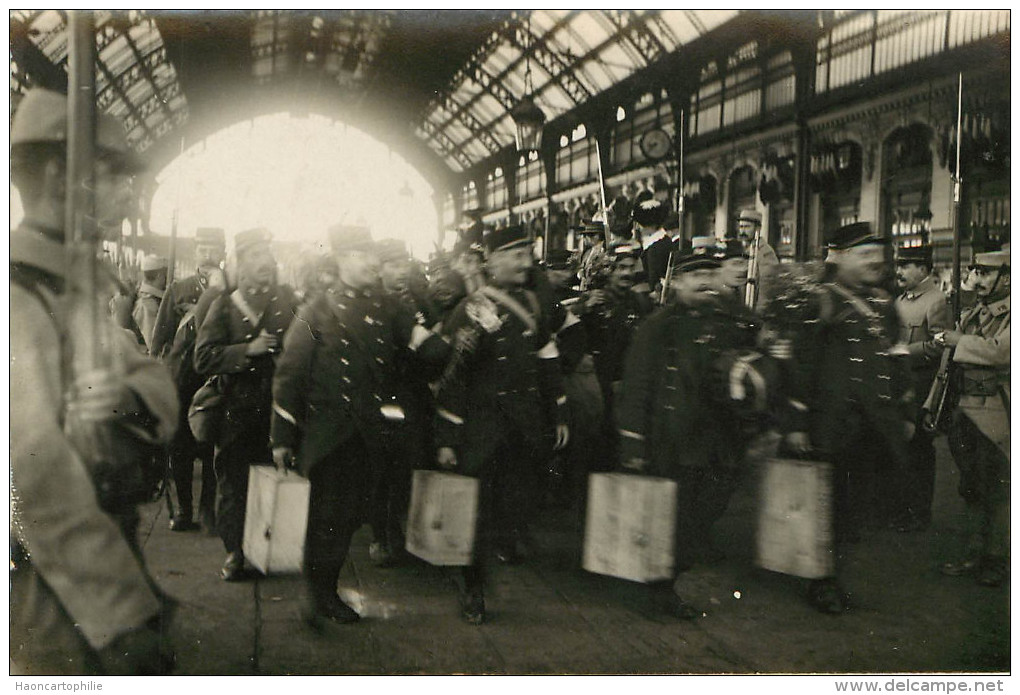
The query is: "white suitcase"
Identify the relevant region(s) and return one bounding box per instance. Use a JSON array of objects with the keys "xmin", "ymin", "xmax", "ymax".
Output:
[
  {"xmin": 756, "ymin": 457, "xmax": 835, "ymax": 579},
  {"xmin": 582, "ymin": 473, "xmax": 677, "ymax": 583},
  {"xmin": 405, "ymin": 470, "xmax": 479, "ymax": 566},
  {"xmin": 242, "ymin": 466, "xmax": 310, "ymax": 575}
]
